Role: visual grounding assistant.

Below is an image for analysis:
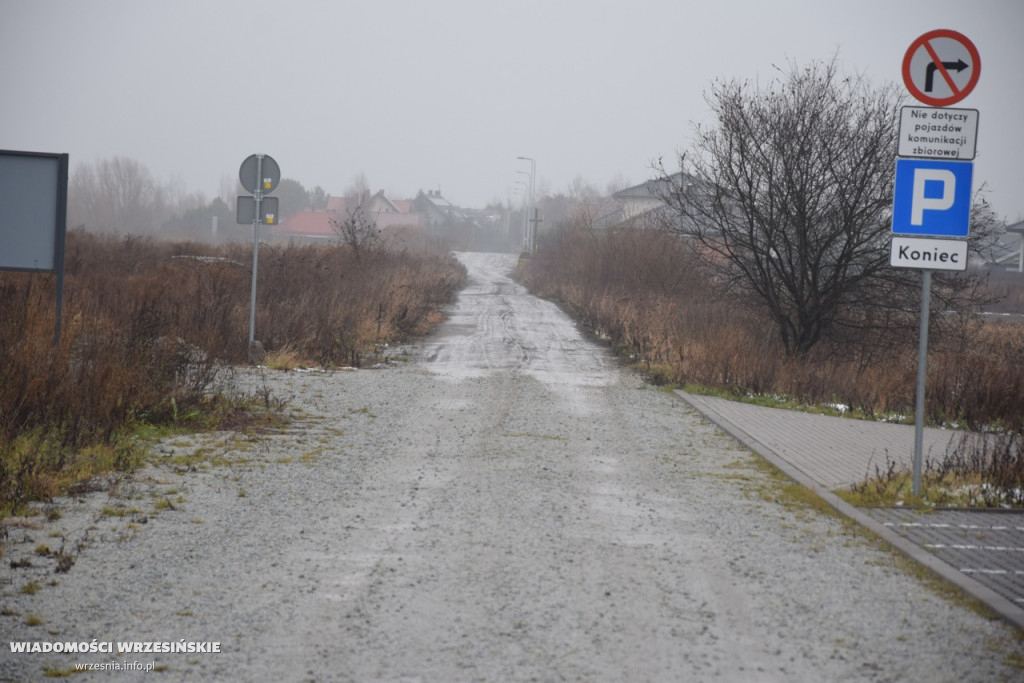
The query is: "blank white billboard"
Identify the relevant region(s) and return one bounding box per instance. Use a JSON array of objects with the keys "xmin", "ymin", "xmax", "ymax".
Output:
[{"xmin": 0, "ymin": 150, "xmax": 68, "ymax": 272}]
